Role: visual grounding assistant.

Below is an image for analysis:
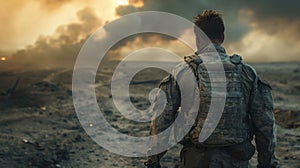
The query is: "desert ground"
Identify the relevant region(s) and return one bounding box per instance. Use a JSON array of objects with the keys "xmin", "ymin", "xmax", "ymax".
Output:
[{"xmin": 0, "ymin": 61, "xmax": 299, "ymax": 168}]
